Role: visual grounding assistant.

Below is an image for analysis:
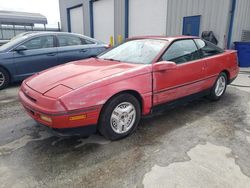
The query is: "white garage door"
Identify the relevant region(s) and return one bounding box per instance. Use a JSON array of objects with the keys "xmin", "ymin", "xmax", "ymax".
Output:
[
  {"xmin": 70, "ymin": 6, "xmax": 84, "ymax": 34},
  {"xmin": 93, "ymin": 0, "xmax": 114, "ymax": 43},
  {"xmin": 129, "ymin": 0, "xmax": 167, "ymax": 37}
]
